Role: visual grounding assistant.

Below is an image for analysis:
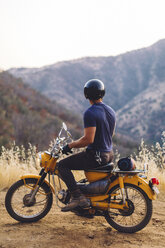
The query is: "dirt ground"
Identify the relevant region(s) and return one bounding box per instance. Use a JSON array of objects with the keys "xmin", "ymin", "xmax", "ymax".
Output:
[{"xmin": 0, "ymin": 190, "xmax": 165, "ymax": 248}]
